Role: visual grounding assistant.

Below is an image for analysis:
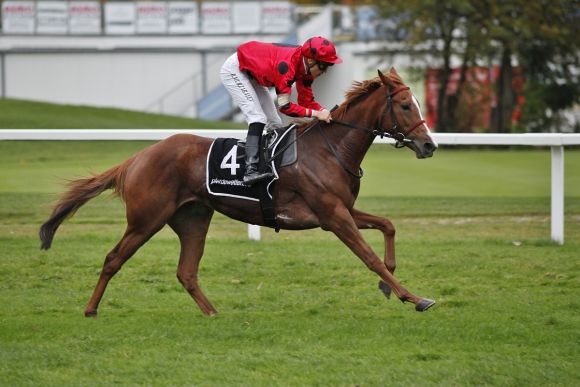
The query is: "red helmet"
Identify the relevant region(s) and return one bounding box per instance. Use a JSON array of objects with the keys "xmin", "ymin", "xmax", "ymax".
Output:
[{"xmin": 301, "ymin": 36, "xmax": 343, "ymax": 64}]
